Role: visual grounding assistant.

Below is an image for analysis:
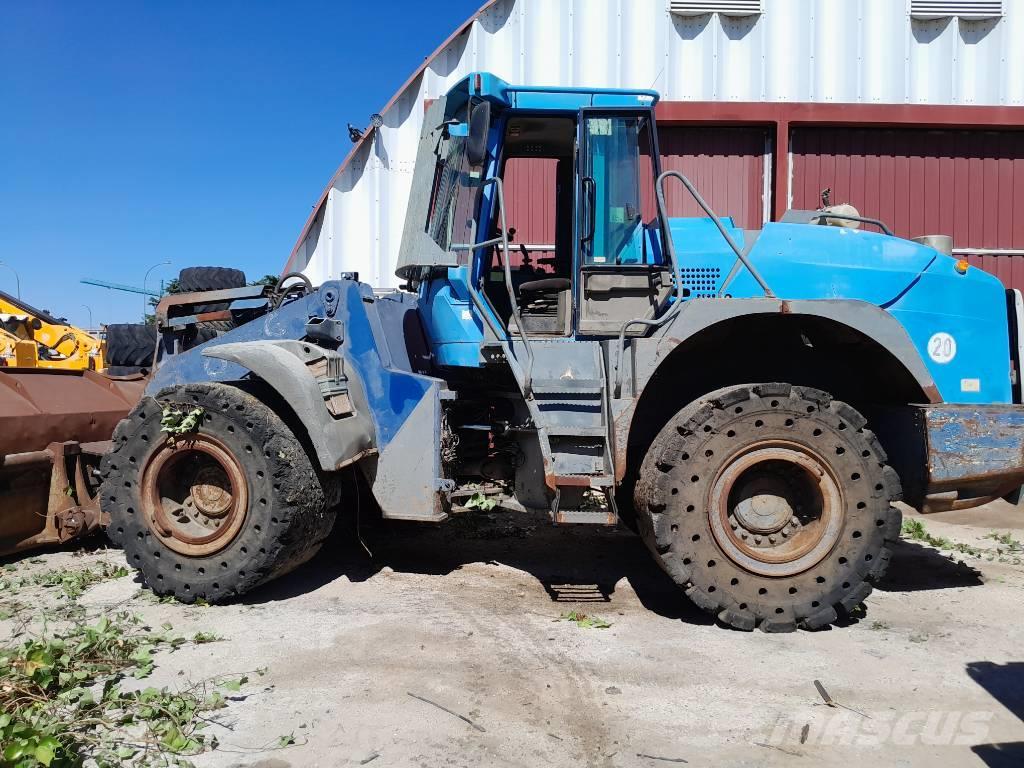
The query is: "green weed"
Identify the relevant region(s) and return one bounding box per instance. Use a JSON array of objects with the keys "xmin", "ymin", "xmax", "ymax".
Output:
[
  {"xmin": 558, "ymin": 611, "xmax": 612, "ymax": 629},
  {"xmin": 0, "ymin": 612, "xmax": 249, "ymax": 767},
  {"xmin": 901, "ymin": 519, "xmax": 982, "ymax": 557}
]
